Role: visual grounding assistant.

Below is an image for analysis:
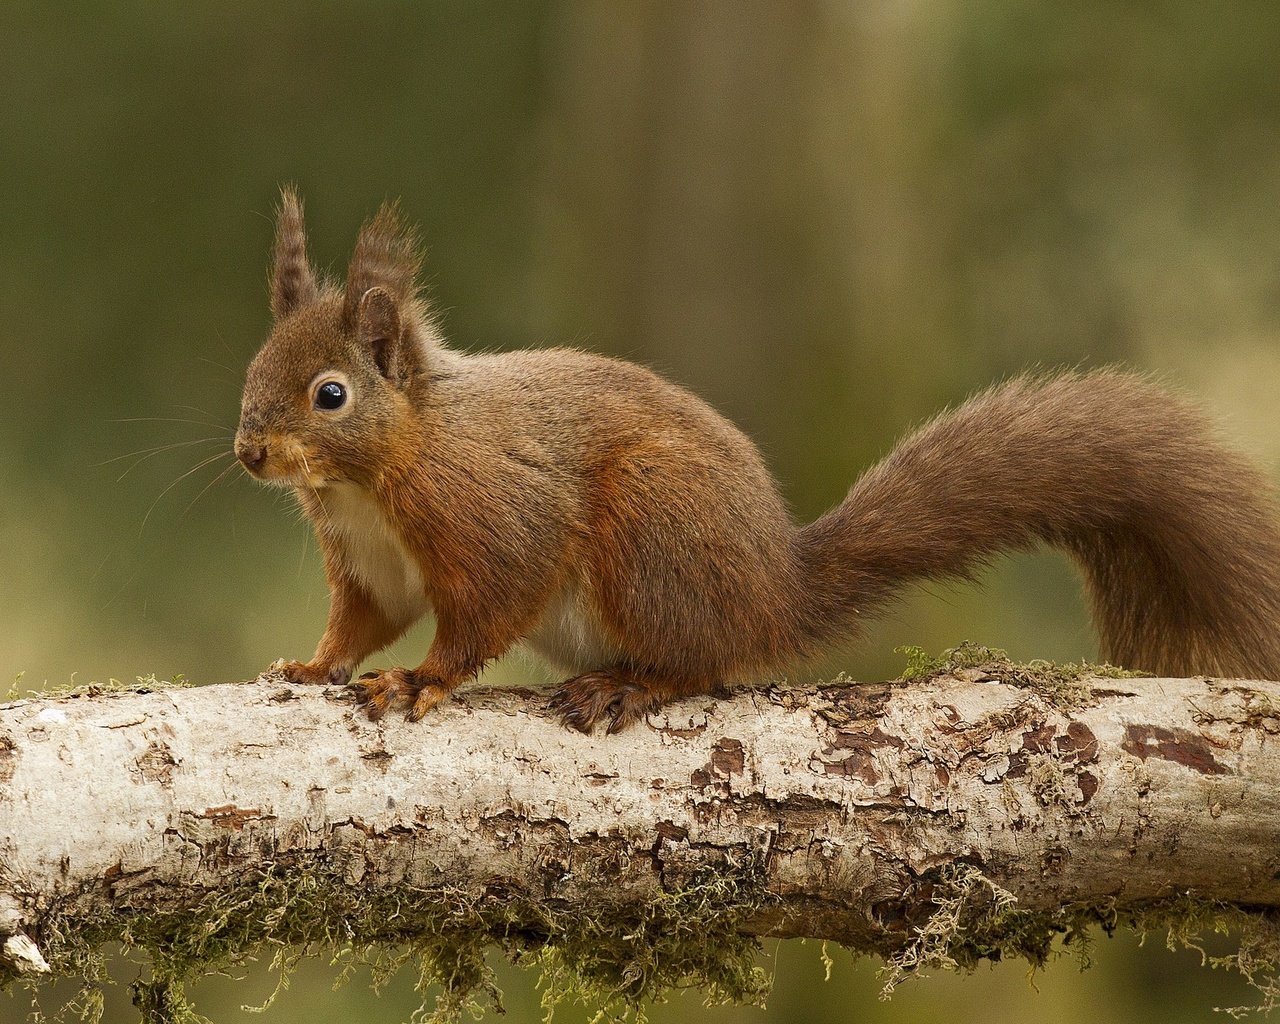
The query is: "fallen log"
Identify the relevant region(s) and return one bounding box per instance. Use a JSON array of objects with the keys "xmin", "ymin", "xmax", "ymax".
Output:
[{"xmin": 3, "ymin": 649, "xmax": 1279, "ymax": 1018}]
